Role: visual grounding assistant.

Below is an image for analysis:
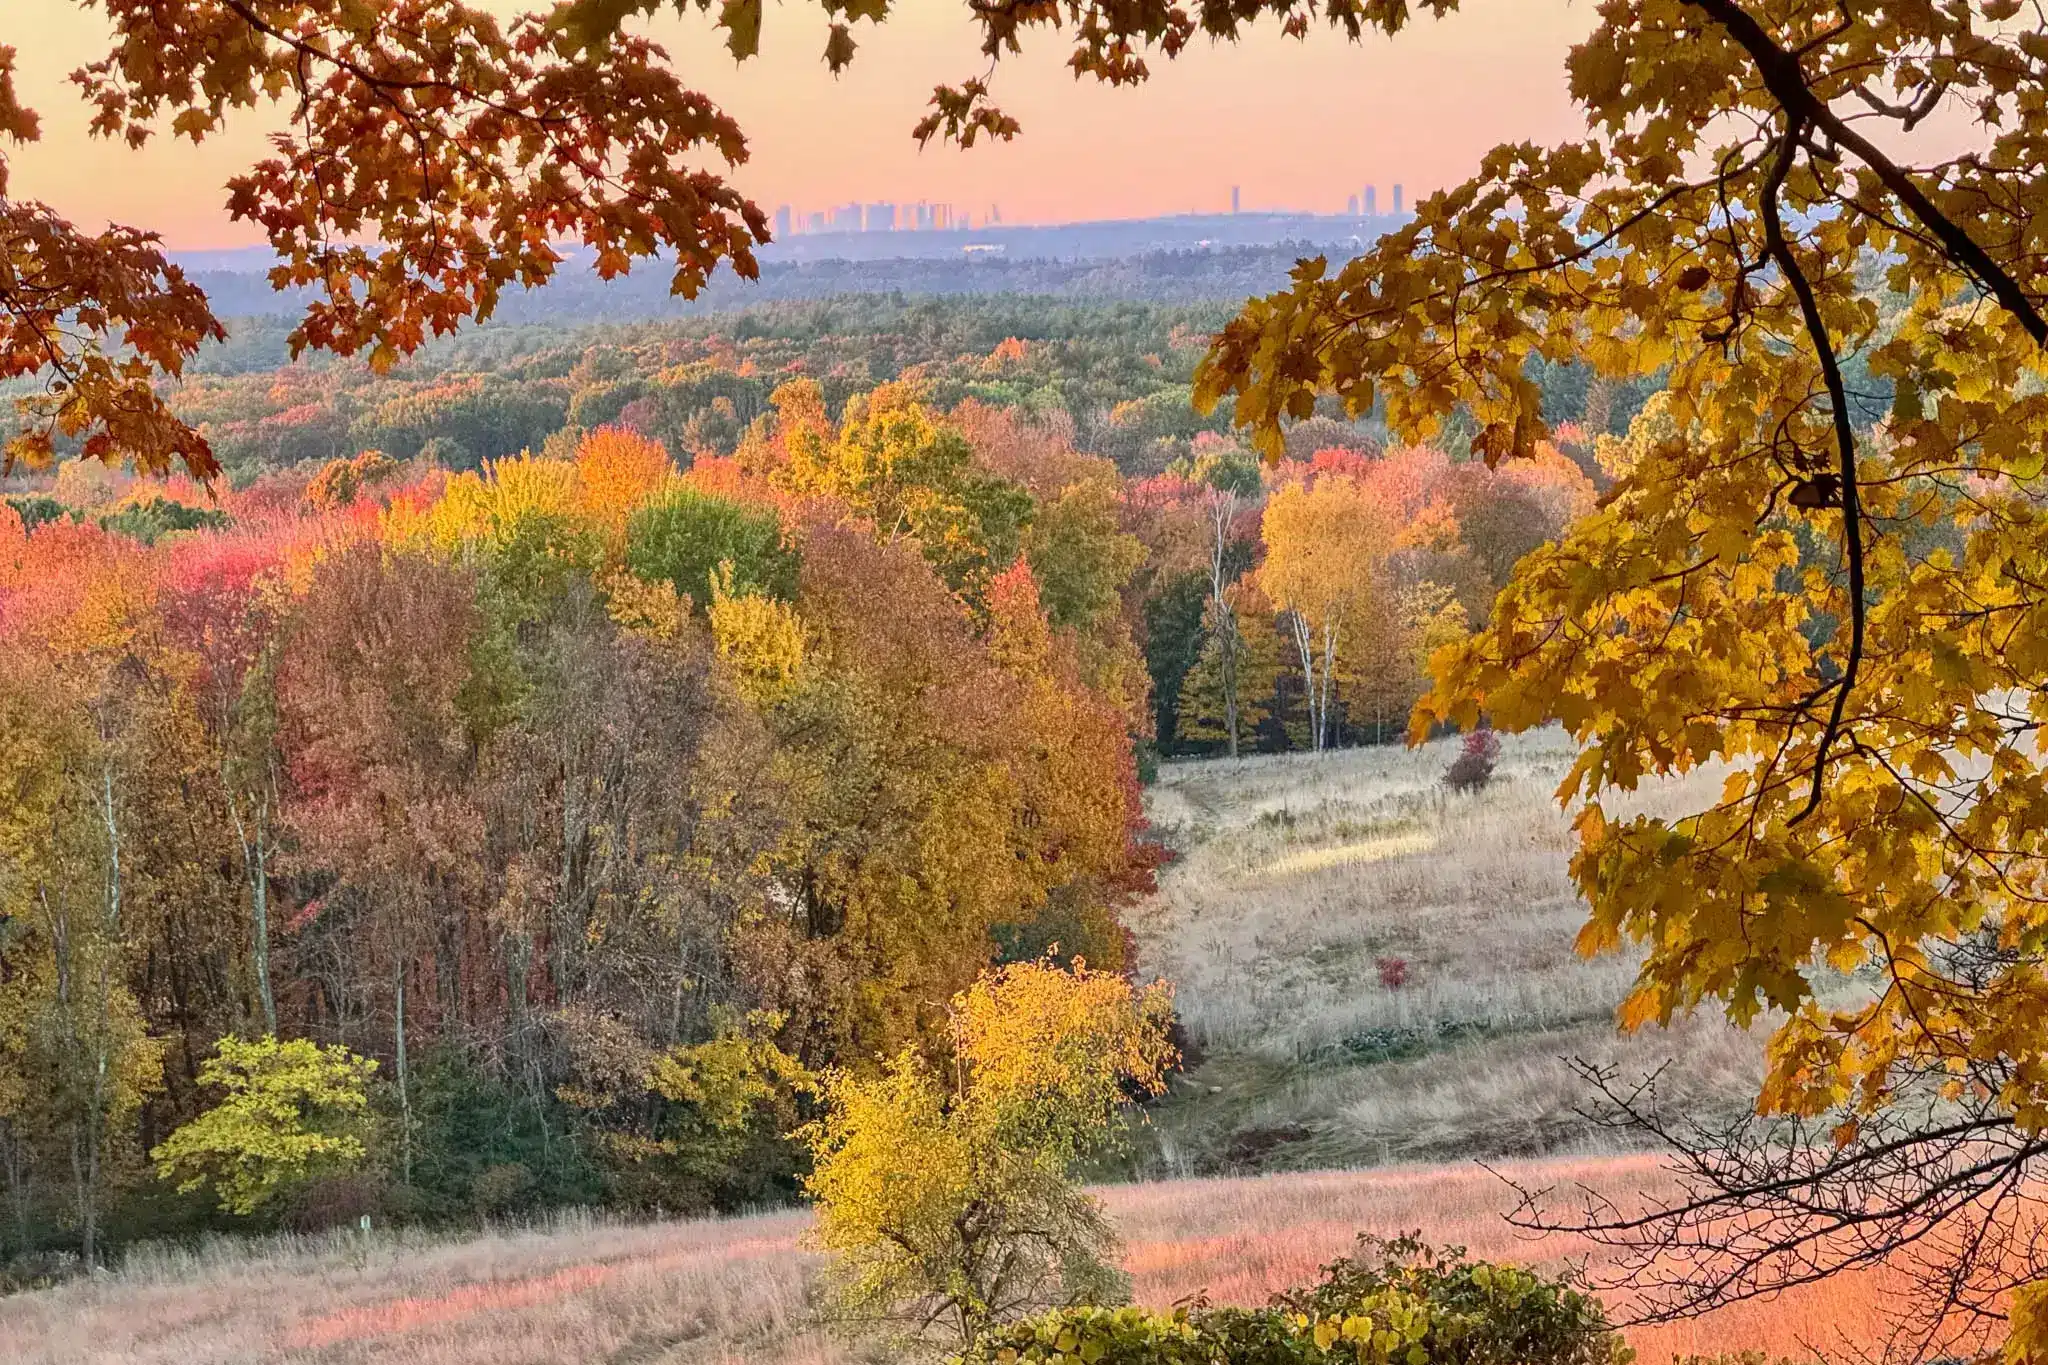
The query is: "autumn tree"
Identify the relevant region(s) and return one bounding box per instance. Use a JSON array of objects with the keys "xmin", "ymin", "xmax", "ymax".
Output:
[
  {"xmin": 1258, "ymin": 471, "xmax": 1401, "ymax": 753},
  {"xmin": 0, "ymin": 7, "xmax": 767, "ymax": 479},
  {"xmin": 151, "ymin": 1036, "xmax": 377, "ymax": 1217},
  {"xmin": 277, "ymin": 542, "xmax": 493, "ymax": 1185},
  {"xmin": 802, "ymin": 960, "xmax": 1175, "ymax": 1350}
]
